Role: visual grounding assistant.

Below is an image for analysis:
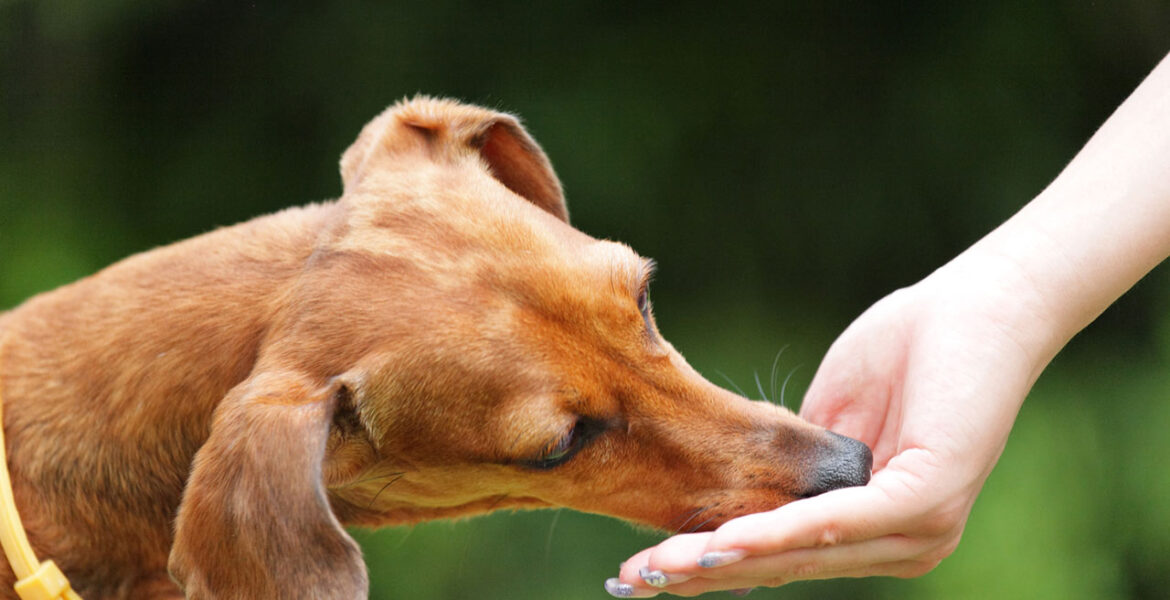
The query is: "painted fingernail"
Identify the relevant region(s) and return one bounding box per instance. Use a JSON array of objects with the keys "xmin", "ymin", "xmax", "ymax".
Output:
[
  {"xmin": 730, "ymin": 588, "xmax": 755, "ymax": 597},
  {"xmin": 604, "ymin": 578, "xmax": 636, "ymax": 597},
  {"xmin": 697, "ymin": 549, "xmax": 747, "ymax": 568},
  {"xmin": 638, "ymin": 567, "xmax": 670, "ymax": 588}
]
